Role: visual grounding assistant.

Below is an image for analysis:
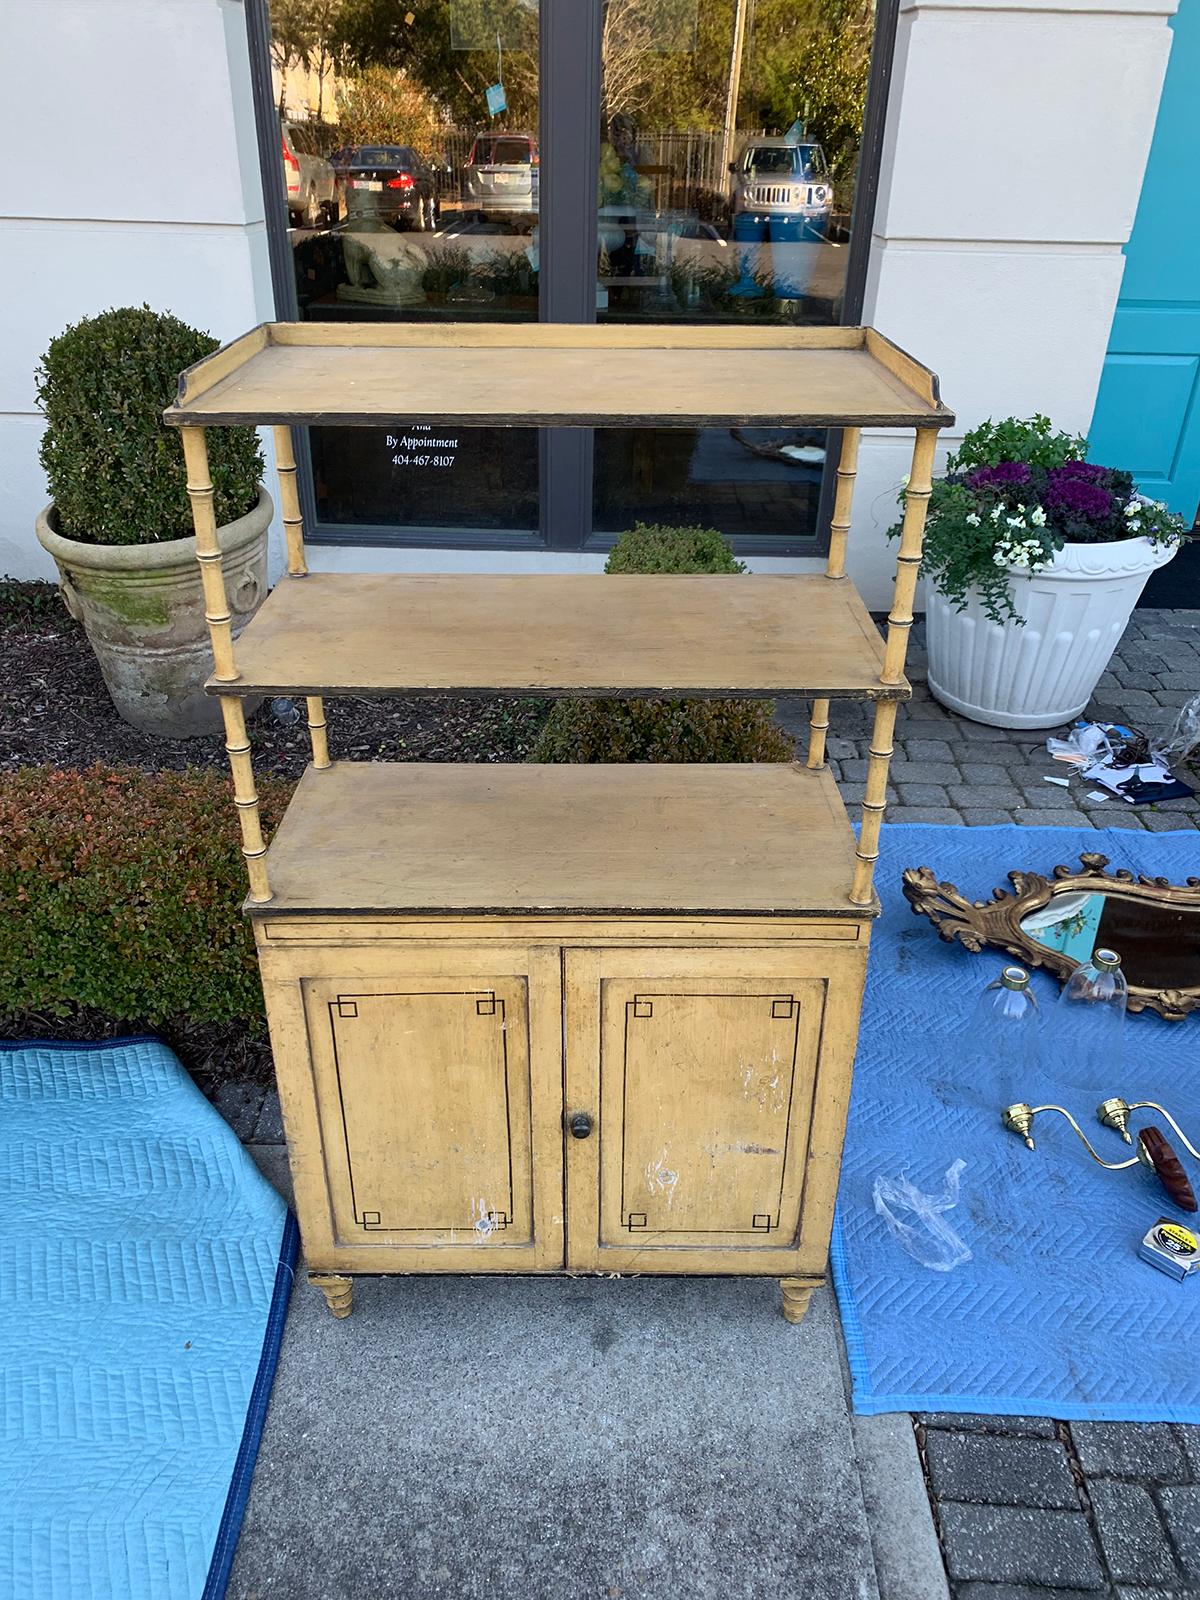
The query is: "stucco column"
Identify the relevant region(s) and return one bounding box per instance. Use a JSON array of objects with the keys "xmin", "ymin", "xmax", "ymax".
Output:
[
  {"xmin": 845, "ymin": 0, "xmax": 1177, "ymax": 608},
  {"xmin": 0, "ymin": 0, "xmax": 279, "ymax": 581}
]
